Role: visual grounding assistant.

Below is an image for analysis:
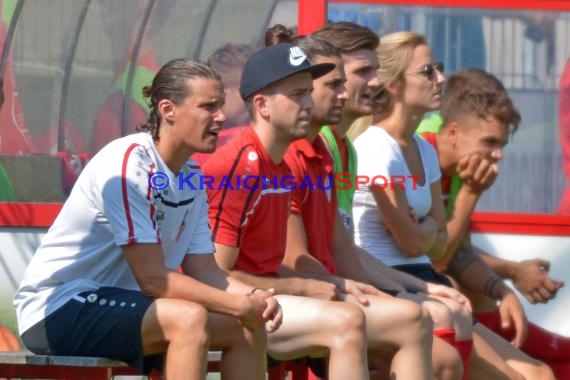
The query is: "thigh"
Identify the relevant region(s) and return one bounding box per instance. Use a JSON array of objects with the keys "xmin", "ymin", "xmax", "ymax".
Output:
[
  {"xmin": 266, "ymin": 295, "xmax": 363, "ymax": 360},
  {"xmin": 343, "ymin": 293, "xmax": 426, "ymax": 345},
  {"xmin": 473, "ymin": 324, "xmax": 552, "ymax": 379}
]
